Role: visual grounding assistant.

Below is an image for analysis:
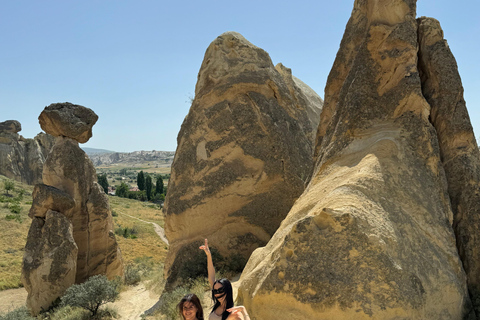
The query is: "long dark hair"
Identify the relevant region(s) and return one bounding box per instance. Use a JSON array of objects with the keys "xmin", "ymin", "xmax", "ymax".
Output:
[
  {"xmin": 211, "ymin": 278, "xmax": 234, "ymax": 320},
  {"xmin": 178, "ymin": 293, "xmax": 204, "ymax": 320}
]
